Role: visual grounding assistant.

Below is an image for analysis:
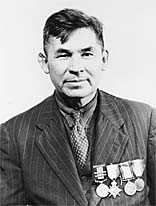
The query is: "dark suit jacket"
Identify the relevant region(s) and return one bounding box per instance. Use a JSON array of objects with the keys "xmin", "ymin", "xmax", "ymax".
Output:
[{"xmin": 0, "ymin": 90, "xmax": 156, "ymax": 206}]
